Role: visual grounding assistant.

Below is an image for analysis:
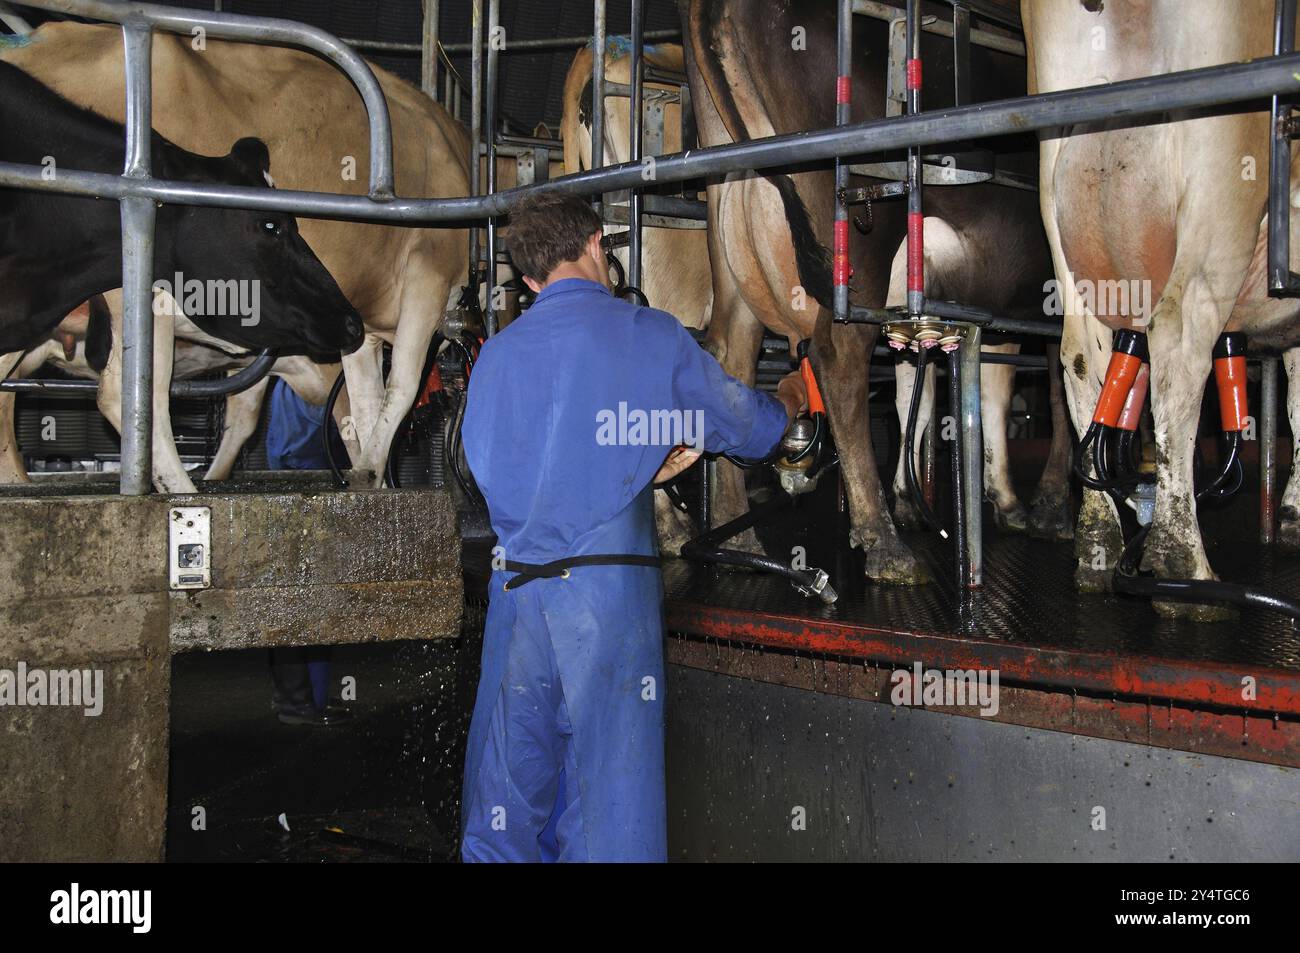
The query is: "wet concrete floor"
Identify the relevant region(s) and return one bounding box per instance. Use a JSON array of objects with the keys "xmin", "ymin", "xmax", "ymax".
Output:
[{"xmin": 166, "ymin": 606, "xmax": 484, "ymax": 862}]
